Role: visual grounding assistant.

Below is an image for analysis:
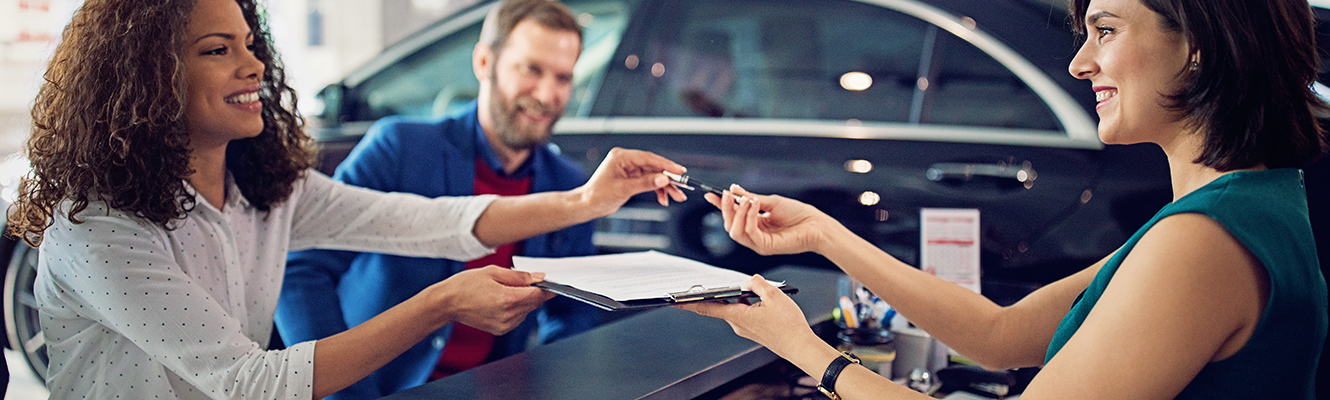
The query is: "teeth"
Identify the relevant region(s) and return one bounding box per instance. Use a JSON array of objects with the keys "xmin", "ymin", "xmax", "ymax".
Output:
[
  {"xmin": 1095, "ymin": 90, "xmax": 1115, "ymax": 102},
  {"xmin": 225, "ymin": 92, "xmax": 260, "ymax": 104}
]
